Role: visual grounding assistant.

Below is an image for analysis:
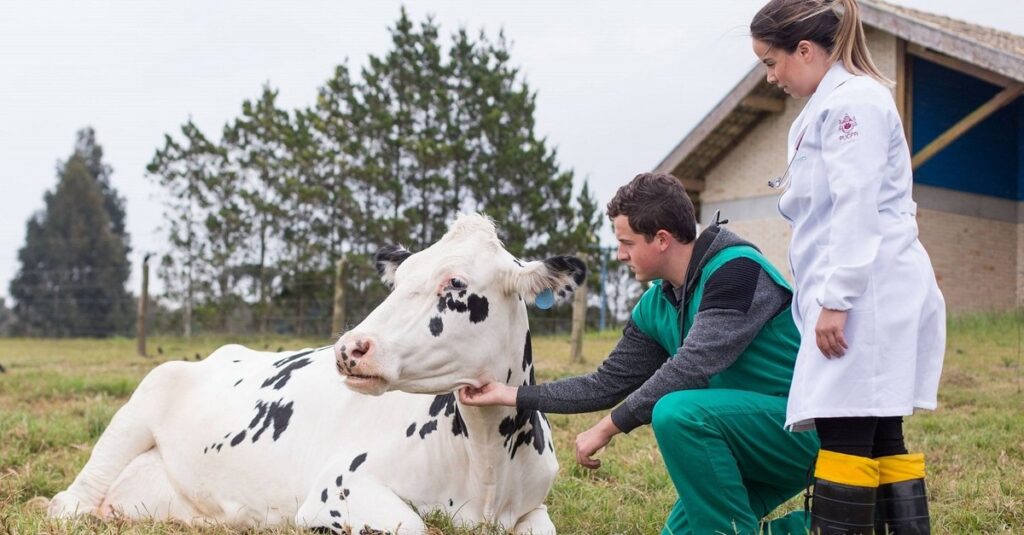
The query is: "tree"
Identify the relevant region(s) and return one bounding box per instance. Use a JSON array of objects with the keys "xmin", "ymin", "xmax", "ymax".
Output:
[{"xmin": 9, "ymin": 133, "xmax": 133, "ymax": 337}]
